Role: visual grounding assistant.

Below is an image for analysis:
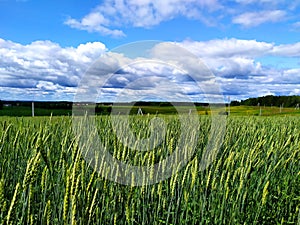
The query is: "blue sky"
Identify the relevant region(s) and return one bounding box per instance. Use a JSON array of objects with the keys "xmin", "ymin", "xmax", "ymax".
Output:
[{"xmin": 1, "ymin": 0, "xmax": 300, "ymax": 102}]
